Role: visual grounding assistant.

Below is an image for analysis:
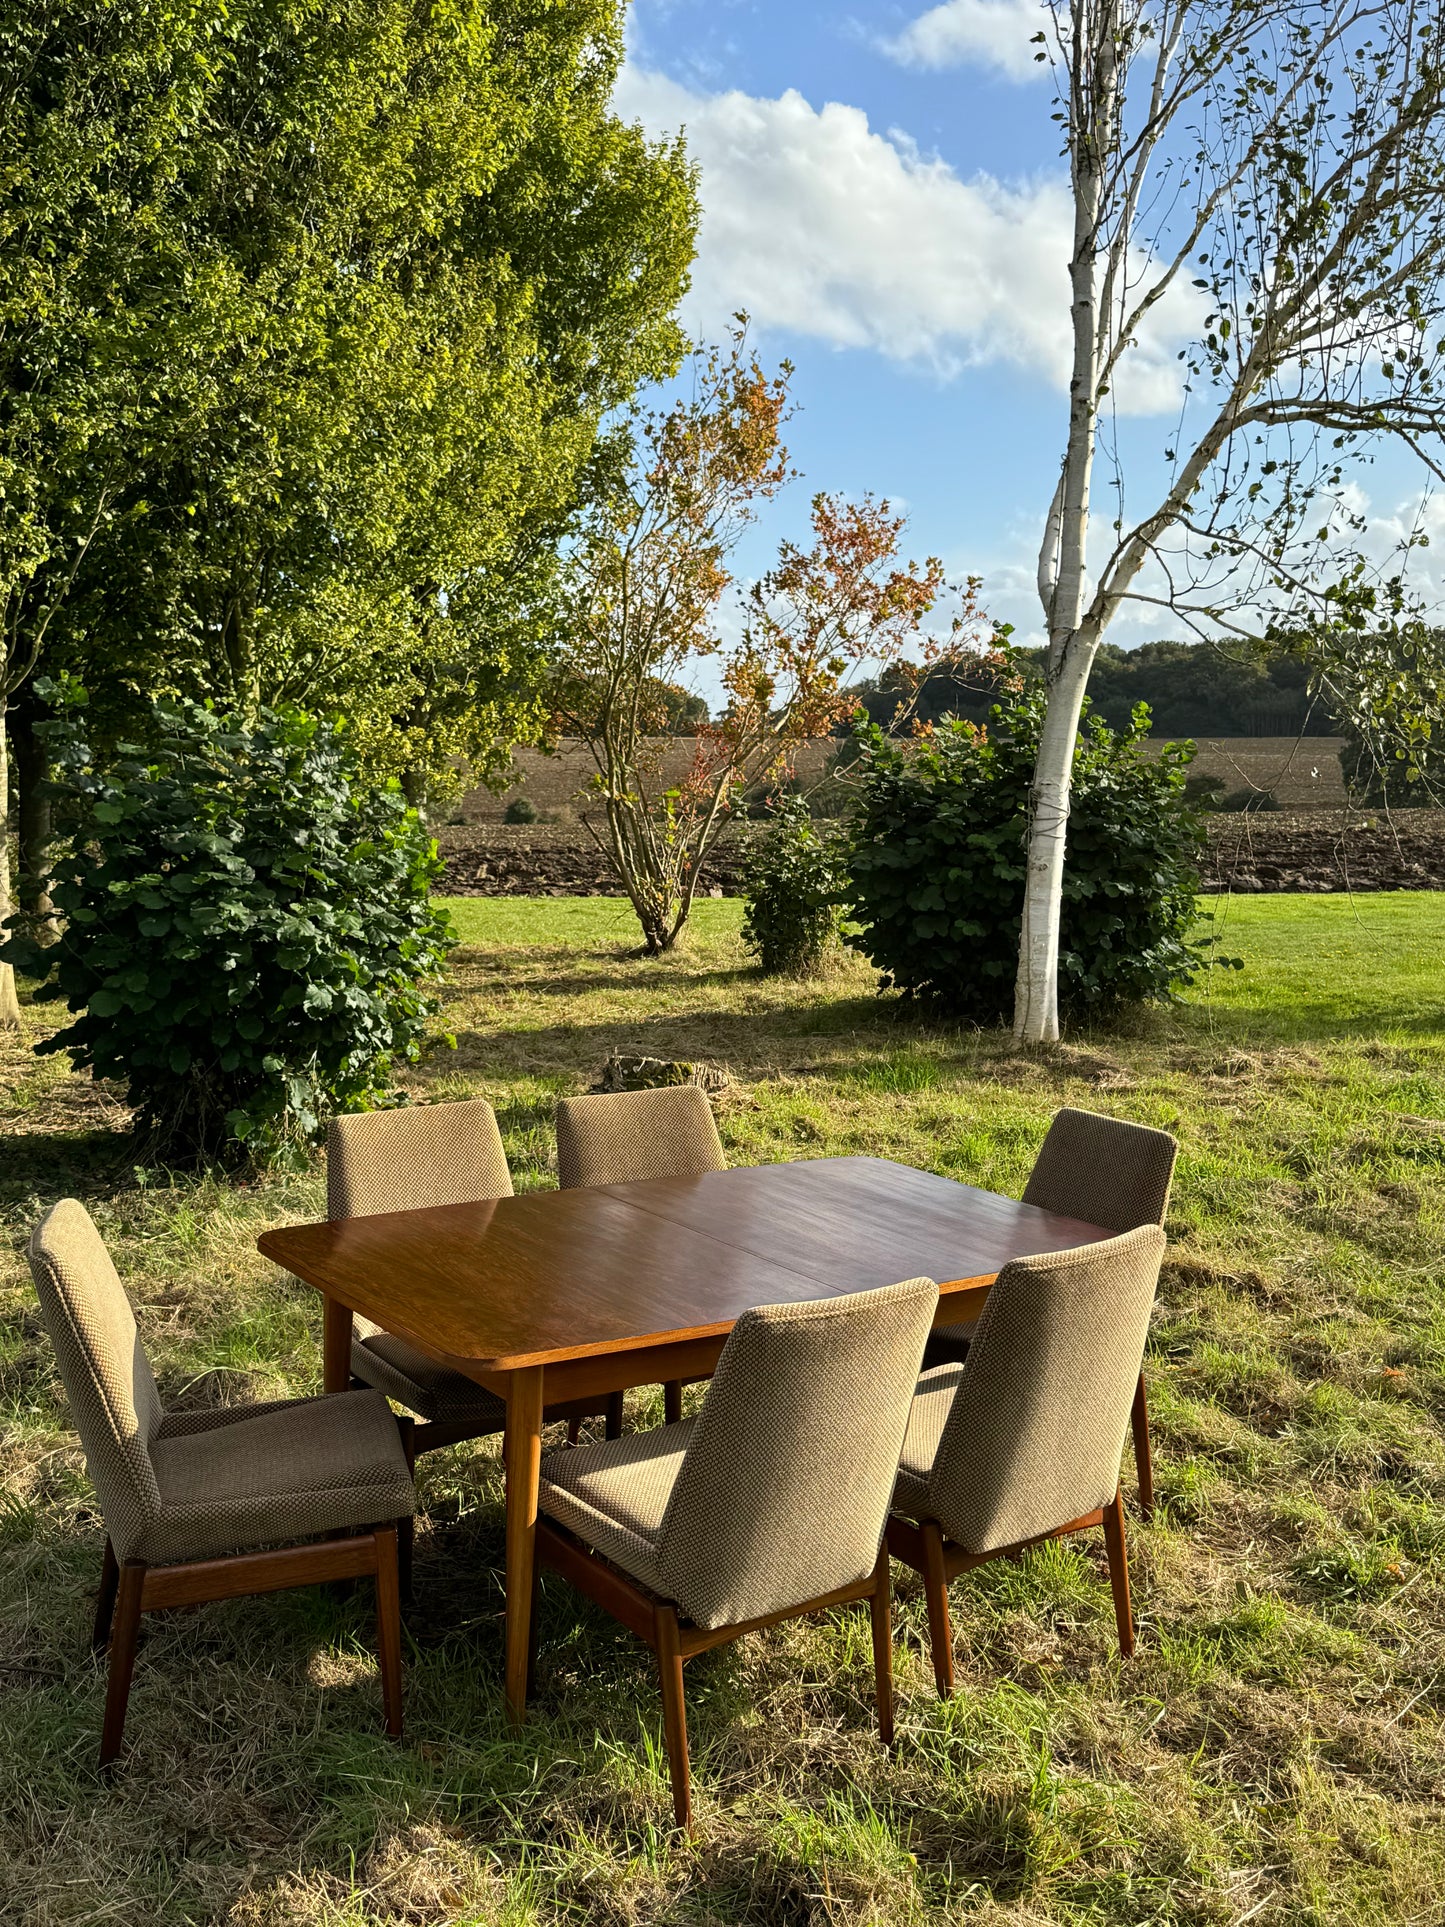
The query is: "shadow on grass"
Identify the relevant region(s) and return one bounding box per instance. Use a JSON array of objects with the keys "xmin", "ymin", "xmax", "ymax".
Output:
[{"xmin": 0, "ymin": 1127, "xmax": 137, "ymax": 1213}]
